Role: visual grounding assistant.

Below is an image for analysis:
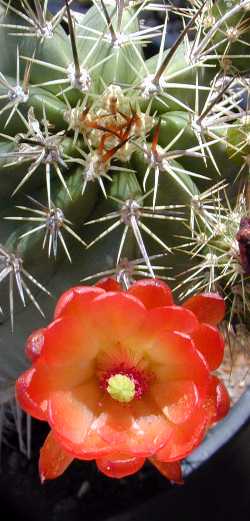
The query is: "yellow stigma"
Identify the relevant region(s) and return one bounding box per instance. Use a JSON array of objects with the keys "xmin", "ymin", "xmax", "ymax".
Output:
[{"xmin": 107, "ymin": 374, "xmax": 135, "ymax": 403}]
